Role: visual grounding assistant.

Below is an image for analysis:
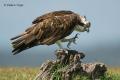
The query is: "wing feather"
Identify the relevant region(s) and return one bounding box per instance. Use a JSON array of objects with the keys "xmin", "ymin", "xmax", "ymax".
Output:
[{"xmin": 11, "ymin": 11, "xmax": 77, "ymax": 54}]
